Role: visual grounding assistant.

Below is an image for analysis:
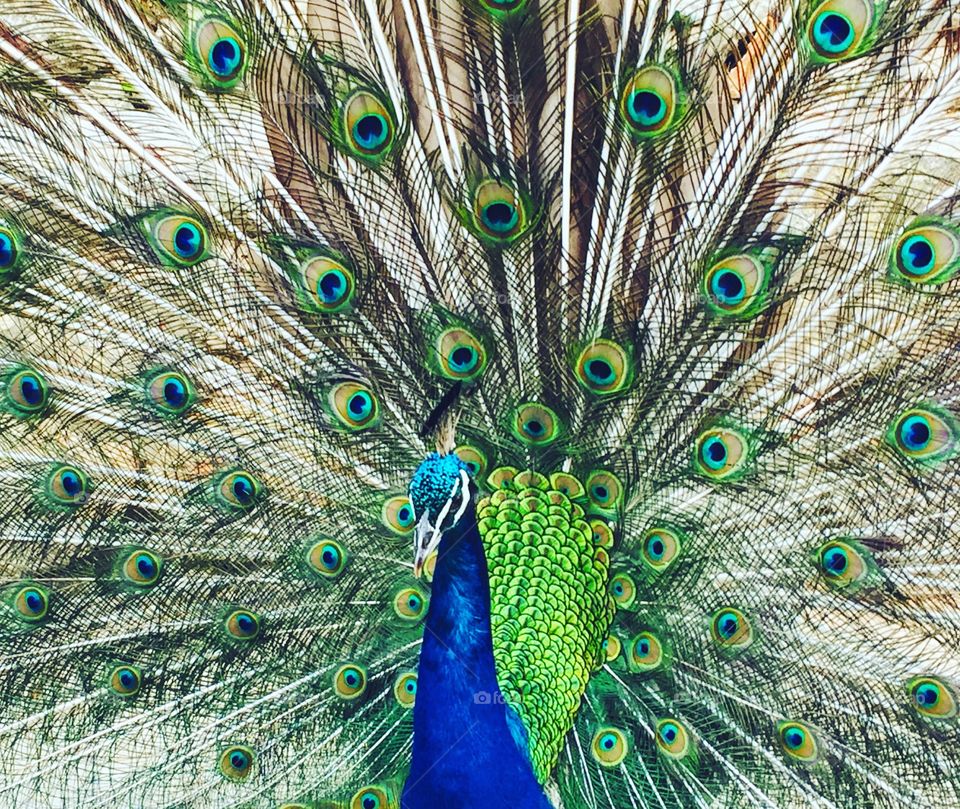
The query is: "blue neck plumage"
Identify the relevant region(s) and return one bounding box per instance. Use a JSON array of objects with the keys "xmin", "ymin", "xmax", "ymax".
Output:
[{"xmin": 402, "ymin": 506, "xmax": 552, "ymax": 809}]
